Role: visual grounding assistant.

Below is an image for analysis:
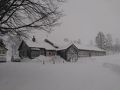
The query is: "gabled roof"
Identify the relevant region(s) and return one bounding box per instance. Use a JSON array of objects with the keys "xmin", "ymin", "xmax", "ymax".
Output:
[
  {"xmin": 25, "ymin": 40, "xmax": 41, "ymax": 48},
  {"xmin": 44, "ymin": 39, "xmax": 59, "ymax": 48},
  {"xmin": 18, "ymin": 38, "xmax": 105, "ymax": 52},
  {"xmin": 74, "ymin": 43, "xmax": 105, "ymax": 52},
  {"xmin": 57, "ymin": 42, "xmax": 73, "ymax": 50},
  {"xmin": 19, "ymin": 39, "xmax": 57, "ymax": 50},
  {"xmin": 57, "ymin": 42, "xmax": 105, "ymax": 52},
  {"xmin": 37, "ymin": 41, "xmax": 57, "ymax": 50}
]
